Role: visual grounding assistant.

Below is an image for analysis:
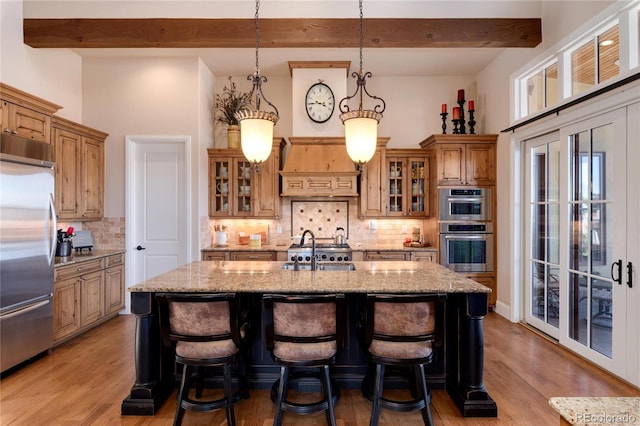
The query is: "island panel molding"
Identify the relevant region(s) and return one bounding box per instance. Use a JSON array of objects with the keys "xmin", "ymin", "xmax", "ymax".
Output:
[{"xmin": 24, "ymin": 18, "xmax": 542, "ymax": 49}]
